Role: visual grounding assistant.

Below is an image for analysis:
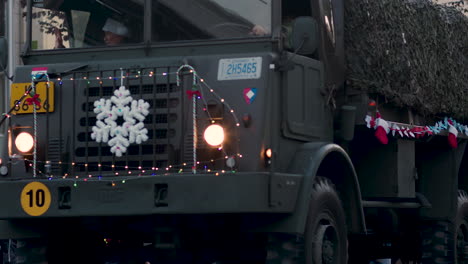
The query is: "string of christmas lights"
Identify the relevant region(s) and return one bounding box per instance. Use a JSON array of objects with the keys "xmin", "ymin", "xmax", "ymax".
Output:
[
  {"xmin": 24, "ymin": 152, "xmax": 243, "ymax": 175},
  {"xmin": 196, "ymin": 73, "xmax": 241, "ymax": 127},
  {"xmin": 177, "ymin": 65, "xmax": 199, "ymax": 174},
  {"xmin": 23, "ymin": 156, "xmax": 240, "ymax": 186},
  {"xmin": 175, "ymin": 67, "xmax": 241, "ymax": 126},
  {"xmin": 58, "ymin": 169, "xmax": 237, "ymax": 188},
  {"xmin": 0, "ymin": 85, "xmax": 37, "ymax": 127},
  {"xmin": 56, "ymin": 71, "xmax": 179, "ymax": 85},
  {"xmin": 4, "ymin": 70, "xmax": 242, "ymax": 127},
  {"xmin": 5, "ymin": 66, "xmax": 246, "ymax": 181},
  {"xmin": 176, "ymin": 66, "xmax": 242, "ymax": 170}
]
